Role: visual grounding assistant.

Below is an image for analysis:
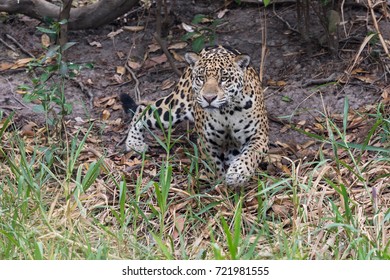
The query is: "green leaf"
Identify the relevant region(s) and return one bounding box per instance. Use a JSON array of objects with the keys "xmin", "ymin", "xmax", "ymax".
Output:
[
  {"xmin": 36, "ymin": 26, "xmax": 57, "ymax": 34},
  {"xmin": 151, "ymin": 233, "xmax": 174, "ymax": 260},
  {"xmin": 62, "ymin": 41, "xmax": 77, "ymax": 52},
  {"xmin": 58, "ymin": 19, "xmax": 68, "ymax": 25},
  {"xmin": 45, "ymin": 45, "xmax": 61, "ymax": 59},
  {"xmin": 263, "ymin": 0, "xmax": 271, "ymax": 7},
  {"xmin": 32, "ymin": 105, "xmax": 45, "ymax": 113},
  {"xmin": 192, "ymin": 36, "xmax": 205, "ymax": 53},
  {"xmin": 34, "ymin": 242, "xmax": 44, "ymax": 260},
  {"xmin": 343, "ymin": 96, "xmax": 349, "ymax": 135},
  {"xmin": 59, "ymin": 61, "xmax": 68, "ymax": 76},
  {"xmin": 192, "ymin": 14, "xmax": 207, "ymax": 24},
  {"xmin": 181, "ymin": 31, "xmax": 198, "ymax": 41},
  {"xmin": 81, "ymin": 159, "xmax": 102, "ymax": 192},
  {"xmin": 281, "ymin": 95, "xmax": 293, "ymax": 102},
  {"xmin": 220, "ymin": 216, "xmax": 236, "ymax": 259},
  {"xmin": 196, "ymin": 200, "xmax": 223, "ymax": 215}
]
